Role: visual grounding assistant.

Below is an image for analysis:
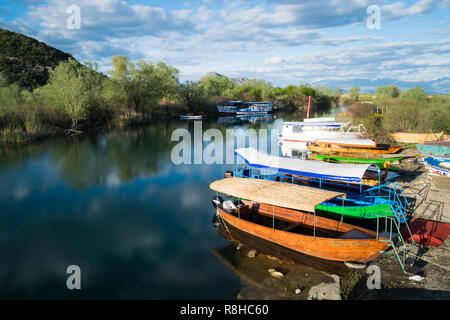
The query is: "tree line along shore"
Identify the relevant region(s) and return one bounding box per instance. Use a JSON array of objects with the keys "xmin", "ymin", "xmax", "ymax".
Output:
[{"xmin": 0, "ymin": 56, "xmax": 449, "ymax": 145}]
